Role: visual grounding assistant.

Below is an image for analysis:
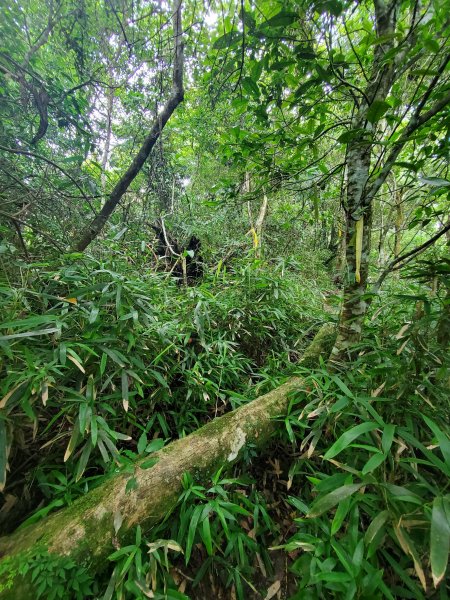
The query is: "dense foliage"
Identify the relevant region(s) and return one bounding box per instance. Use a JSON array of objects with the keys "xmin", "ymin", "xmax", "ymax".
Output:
[{"xmin": 0, "ymin": 0, "xmax": 449, "ymax": 598}]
